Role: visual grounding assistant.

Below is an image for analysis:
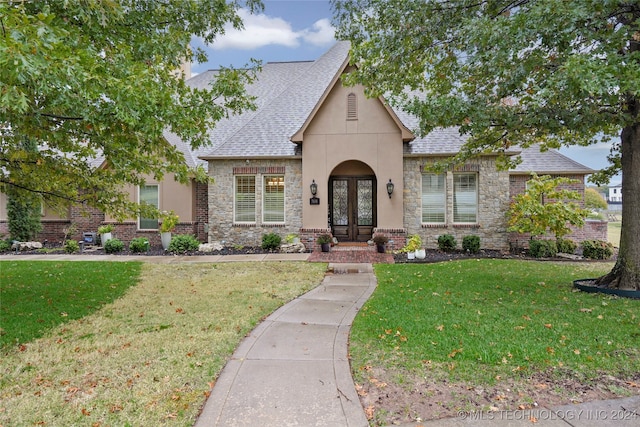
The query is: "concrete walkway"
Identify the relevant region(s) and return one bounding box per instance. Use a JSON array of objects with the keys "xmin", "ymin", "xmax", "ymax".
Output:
[{"xmin": 194, "ymin": 263, "xmax": 375, "ymax": 427}]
